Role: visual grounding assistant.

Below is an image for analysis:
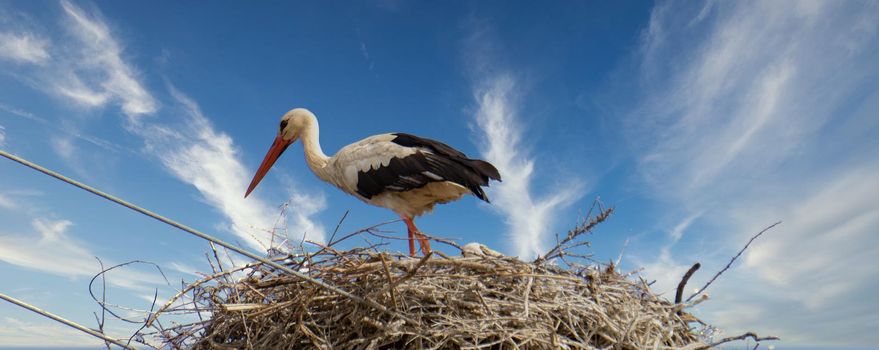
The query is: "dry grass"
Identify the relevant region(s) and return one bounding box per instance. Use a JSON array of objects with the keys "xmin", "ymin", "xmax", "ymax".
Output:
[
  {"xmin": 121, "ymin": 203, "xmax": 781, "ymax": 349},
  {"xmin": 139, "ymin": 204, "xmax": 727, "ymax": 349},
  {"xmin": 157, "ymin": 248, "xmax": 707, "ymax": 349}
]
